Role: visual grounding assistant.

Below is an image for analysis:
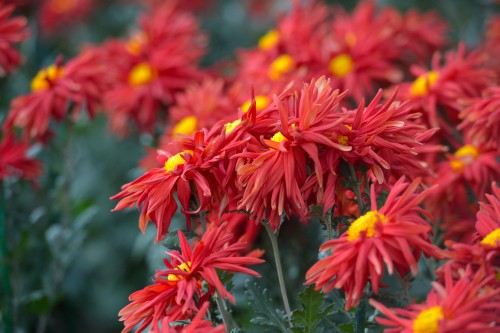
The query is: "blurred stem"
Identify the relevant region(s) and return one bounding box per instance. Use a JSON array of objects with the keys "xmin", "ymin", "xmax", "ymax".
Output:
[
  {"xmin": 354, "ymin": 294, "xmax": 367, "ymax": 333},
  {"xmin": 0, "ymin": 181, "xmax": 13, "ymax": 333},
  {"xmin": 215, "ymin": 292, "xmax": 233, "ymax": 332},
  {"xmin": 37, "ymin": 120, "xmax": 74, "ymax": 333},
  {"xmin": 263, "ymin": 222, "xmax": 292, "ymax": 327},
  {"xmin": 200, "ymin": 211, "xmax": 207, "ymax": 234},
  {"xmin": 348, "ymin": 164, "xmax": 366, "ymax": 215}
]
